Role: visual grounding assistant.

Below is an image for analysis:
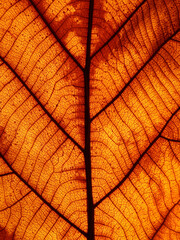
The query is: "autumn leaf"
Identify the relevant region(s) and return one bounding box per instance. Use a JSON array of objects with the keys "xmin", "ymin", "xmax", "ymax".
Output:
[{"xmin": 0, "ymin": 0, "xmax": 180, "ymax": 239}]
